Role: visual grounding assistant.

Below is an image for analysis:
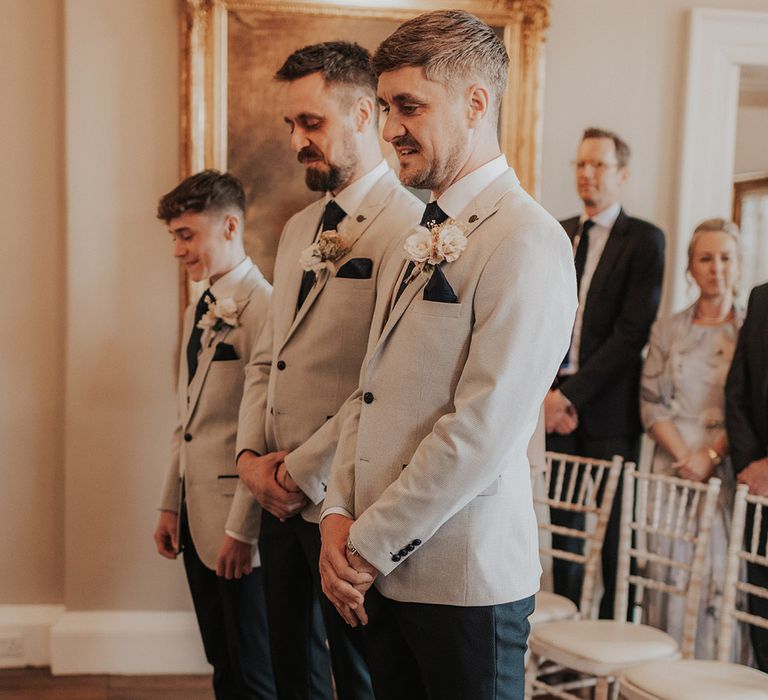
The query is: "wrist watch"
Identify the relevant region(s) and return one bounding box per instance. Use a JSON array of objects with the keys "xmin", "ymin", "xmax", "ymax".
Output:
[{"xmin": 707, "ymin": 447, "xmax": 723, "ymax": 466}]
